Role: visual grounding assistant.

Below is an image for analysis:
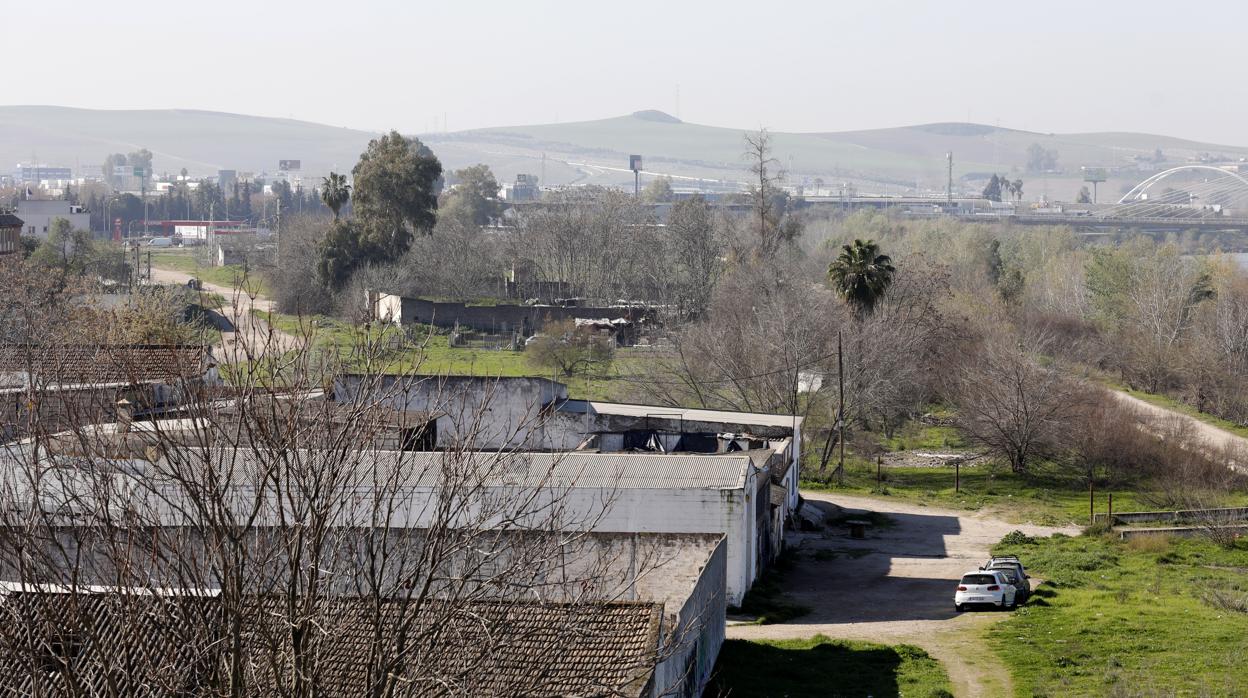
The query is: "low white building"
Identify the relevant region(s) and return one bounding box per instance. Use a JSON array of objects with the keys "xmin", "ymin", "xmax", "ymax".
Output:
[{"xmin": 14, "ymin": 200, "xmax": 90, "ymax": 238}]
